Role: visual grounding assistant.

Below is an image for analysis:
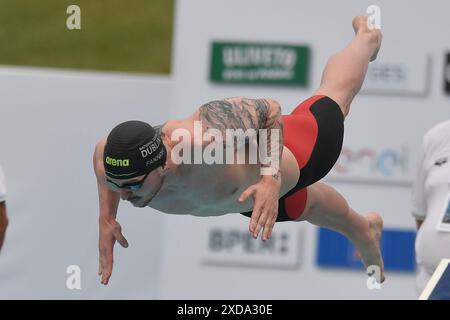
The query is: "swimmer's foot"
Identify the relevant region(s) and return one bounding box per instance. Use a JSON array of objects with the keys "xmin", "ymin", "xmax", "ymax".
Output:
[
  {"xmin": 353, "ymin": 212, "xmax": 385, "ymax": 283},
  {"xmin": 352, "ymin": 15, "xmax": 382, "ymax": 61}
]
